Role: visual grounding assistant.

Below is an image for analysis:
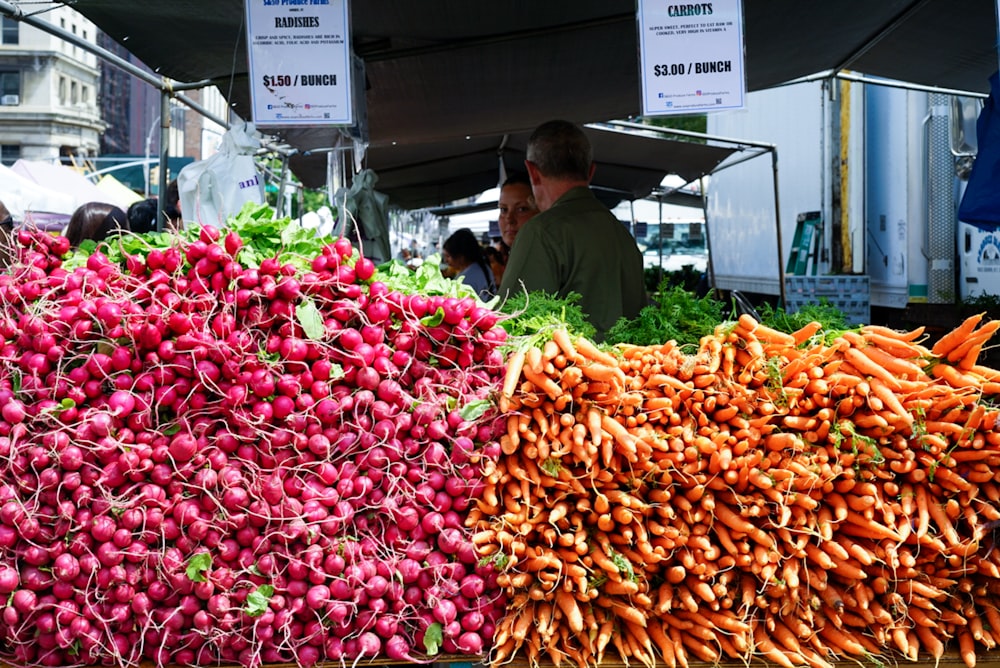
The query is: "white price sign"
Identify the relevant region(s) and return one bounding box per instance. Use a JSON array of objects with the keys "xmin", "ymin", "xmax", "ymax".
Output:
[
  {"xmin": 245, "ymin": 0, "xmax": 353, "ymax": 126},
  {"xmin": 637, "ymin": 0, "xmax": 746, "ymax": 116}
]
